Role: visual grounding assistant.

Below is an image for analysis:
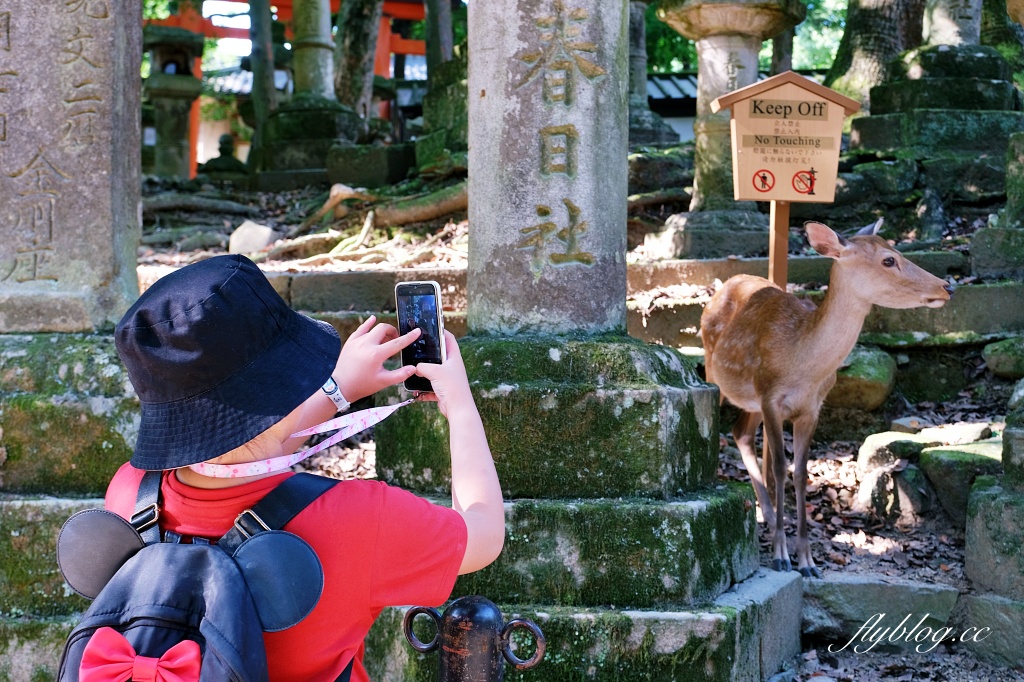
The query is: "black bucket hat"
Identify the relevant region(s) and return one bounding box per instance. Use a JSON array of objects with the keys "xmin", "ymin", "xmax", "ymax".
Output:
[{"xmin": 115, "ymin": 255, "xmax": 341, "ymax": 470}]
